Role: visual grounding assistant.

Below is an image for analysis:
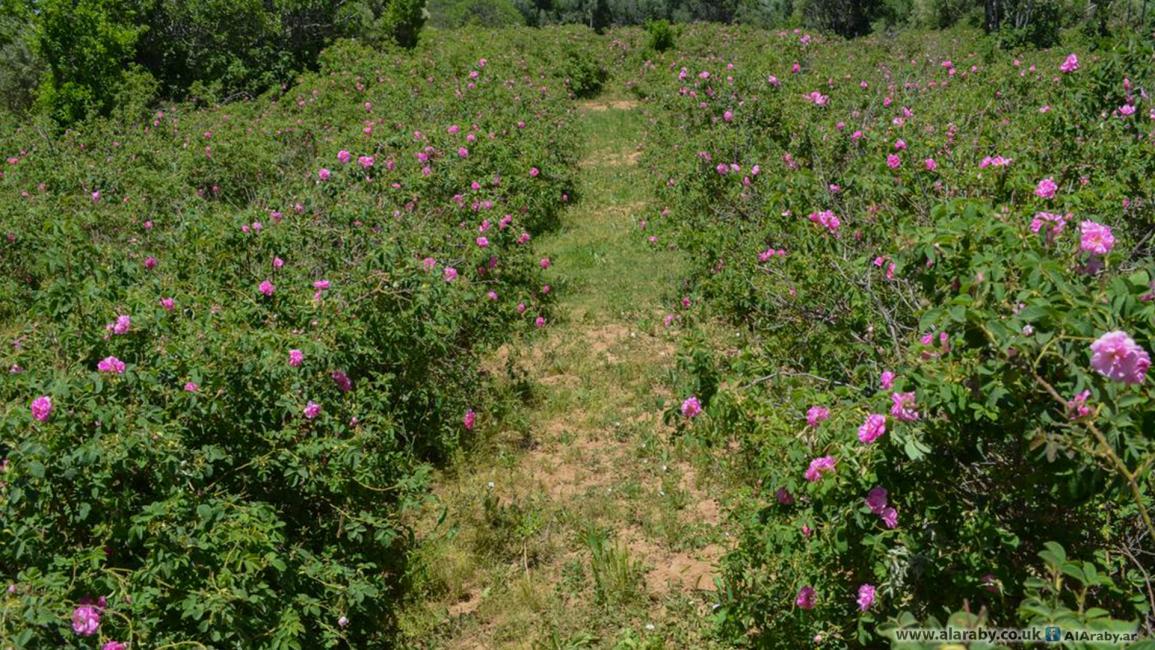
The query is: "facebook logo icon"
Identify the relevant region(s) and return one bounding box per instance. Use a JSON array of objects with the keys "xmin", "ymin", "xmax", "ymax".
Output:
[{"xmin": 1044, "ymin": 626, "xmax": 1062, "ymax": 642}]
